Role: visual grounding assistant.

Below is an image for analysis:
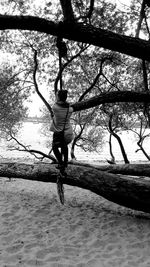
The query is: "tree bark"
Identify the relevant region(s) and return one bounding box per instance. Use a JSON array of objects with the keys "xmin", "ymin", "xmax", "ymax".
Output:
[
  {"xmin": 108, "ymin": 133, "xmax": 116, "ymax": 164},
  {"xmin": 71, "ymin": 160, "xmax": 150, "ymax": 176},
  {"xmin": 72, "ymin": 91, "xmax": 150, "ymax": 112},
  {"xmin": 1, "ymin": 161, "xmax": 150, "ymax": 213},
  {"xmin": 108, "ymin": 116, "xmax": 130, "ymax": 164},
  {"xmin": 0, "ymin": 15, "xmax": 150, "ymax": 61}
]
